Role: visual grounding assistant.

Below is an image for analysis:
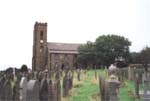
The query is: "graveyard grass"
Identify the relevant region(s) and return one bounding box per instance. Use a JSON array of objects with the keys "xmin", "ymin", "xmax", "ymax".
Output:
[{"xmin": 63, "ymin": 70, "xmax": 137, "ymax": 101}]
